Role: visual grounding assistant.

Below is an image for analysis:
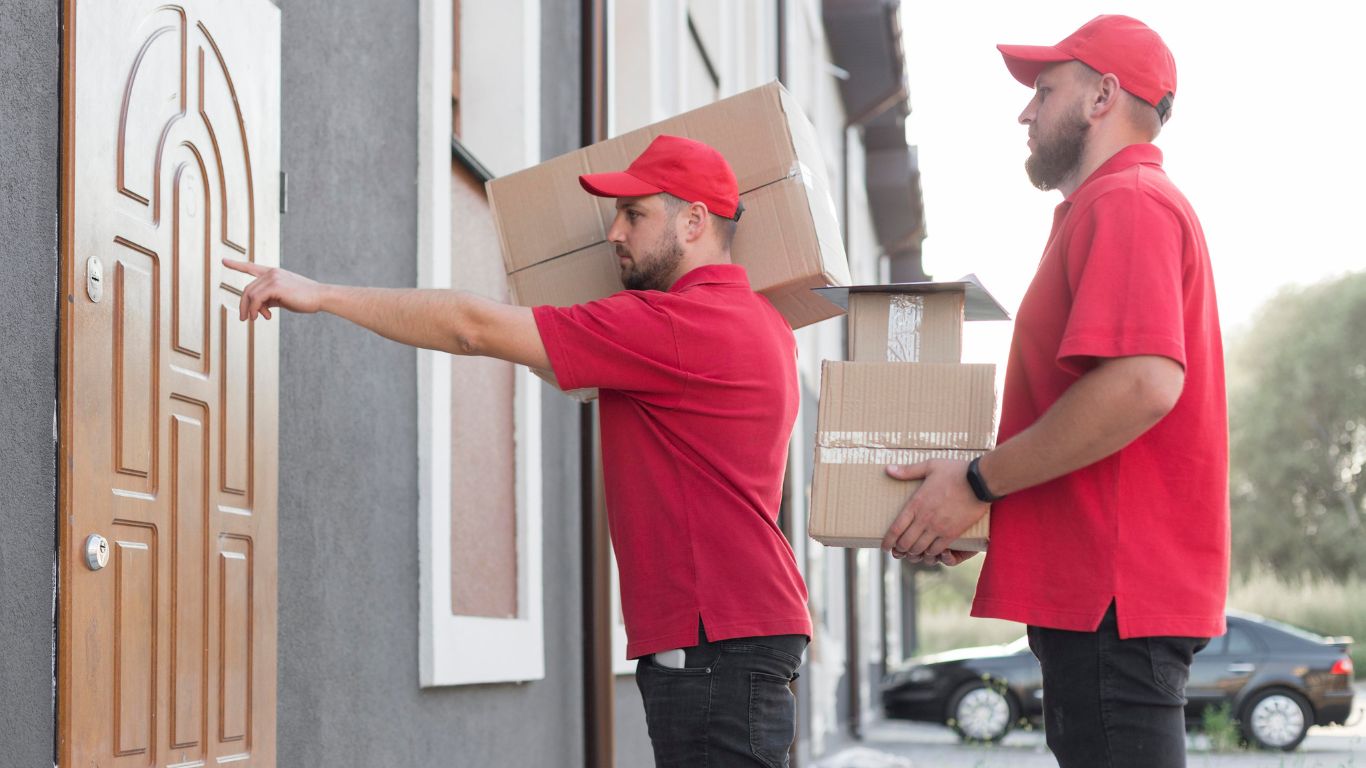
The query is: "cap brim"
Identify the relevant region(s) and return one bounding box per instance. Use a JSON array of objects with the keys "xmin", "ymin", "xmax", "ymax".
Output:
[
  {"xmin": 996, "ymin": 44, "xmax": 1073, "ymax": 88},
  {"xmin": 578, "ymin": 171, "xmax": 663, "ymax": 199}
]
